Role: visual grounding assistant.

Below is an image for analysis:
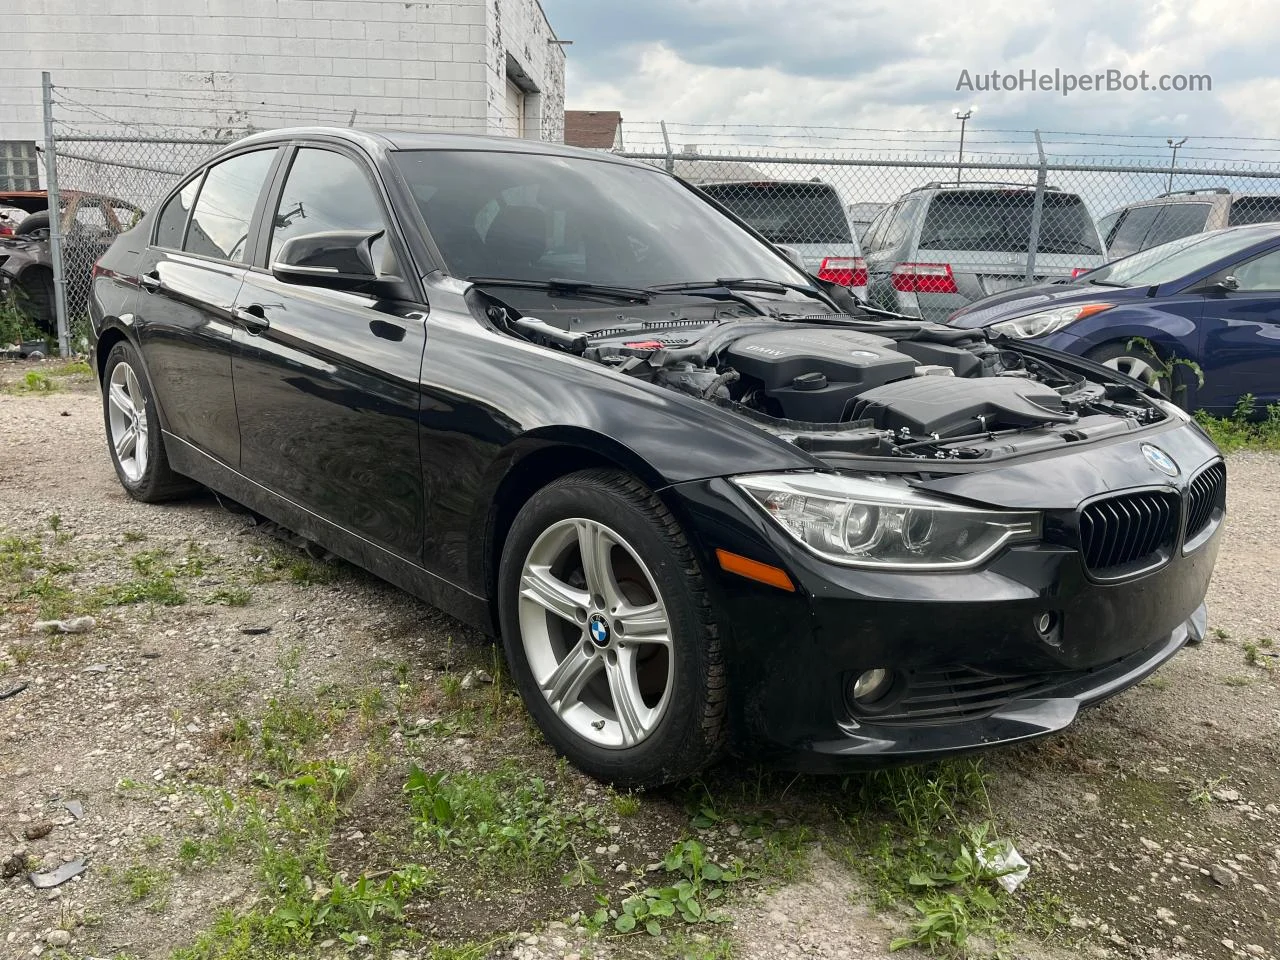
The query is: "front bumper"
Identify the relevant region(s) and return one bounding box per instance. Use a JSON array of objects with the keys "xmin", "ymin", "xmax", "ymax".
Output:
[{"xmin": 664, "ymin": 423, "xmax": 1223, "ymax": 769}]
